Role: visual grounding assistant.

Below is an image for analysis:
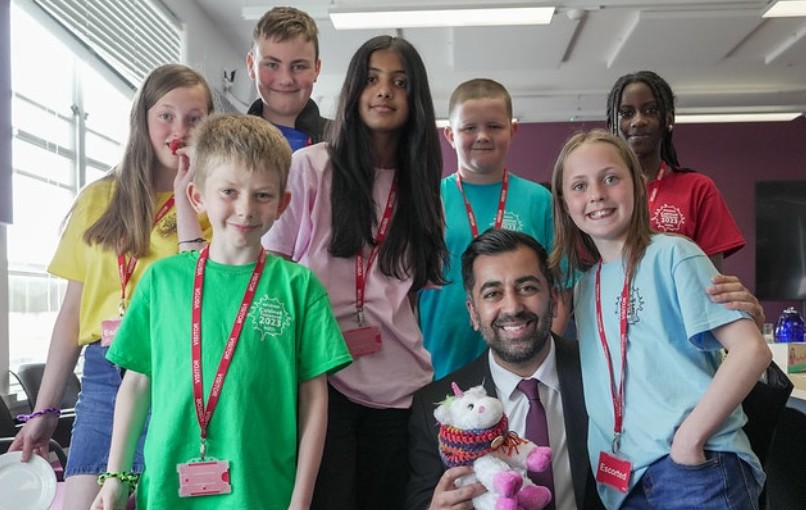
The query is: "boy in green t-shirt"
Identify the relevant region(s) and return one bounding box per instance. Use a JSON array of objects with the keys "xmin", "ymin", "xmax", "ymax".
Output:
[{"xmin": 93, "ymin": 114, "xmax": 351, "ymax": 509}]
